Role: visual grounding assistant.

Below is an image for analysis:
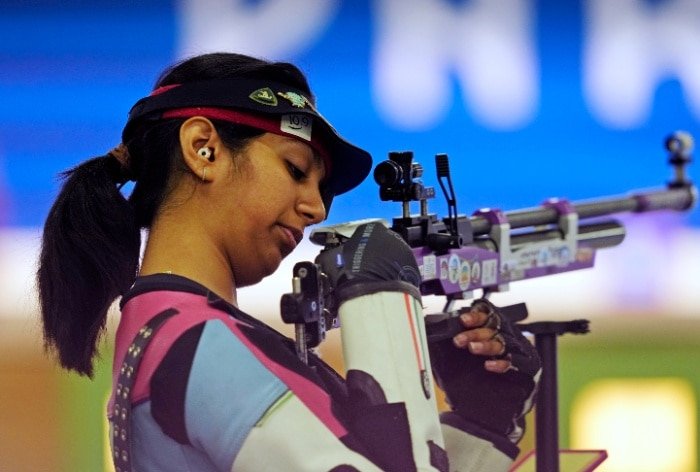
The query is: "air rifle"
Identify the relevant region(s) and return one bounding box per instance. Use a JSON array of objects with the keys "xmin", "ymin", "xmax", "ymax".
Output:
[{"xmin": 280, "ymin": 132, "xmax": 697, "ymax": 362}]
